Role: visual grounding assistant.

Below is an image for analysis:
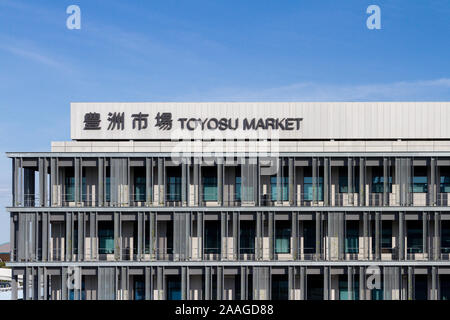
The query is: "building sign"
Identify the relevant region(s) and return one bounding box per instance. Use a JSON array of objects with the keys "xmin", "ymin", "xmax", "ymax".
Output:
[
  {"xmin": 71, "ymin": 103, "xmax": 305, "ymax": 140},
  {"xmin": 71, "ymin": 102, "xmax": 450, "ymax": 140}
]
